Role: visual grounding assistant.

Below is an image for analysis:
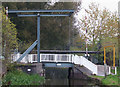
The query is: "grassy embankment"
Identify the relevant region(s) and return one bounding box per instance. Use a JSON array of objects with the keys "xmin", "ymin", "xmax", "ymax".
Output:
[
  {"xmin": 2, "ymin": 70, "xmax": 45, "ymax": 85},
  {"xmin": 90, "ymin": 67, "xmax": 120, "ymax": 86}
]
